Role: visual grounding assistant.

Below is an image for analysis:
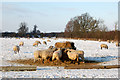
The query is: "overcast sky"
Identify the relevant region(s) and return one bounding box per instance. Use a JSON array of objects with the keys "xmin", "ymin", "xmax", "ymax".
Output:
[{"xmin": 1, "ymin": 2, "xmax": 118, "ymax": 32}]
